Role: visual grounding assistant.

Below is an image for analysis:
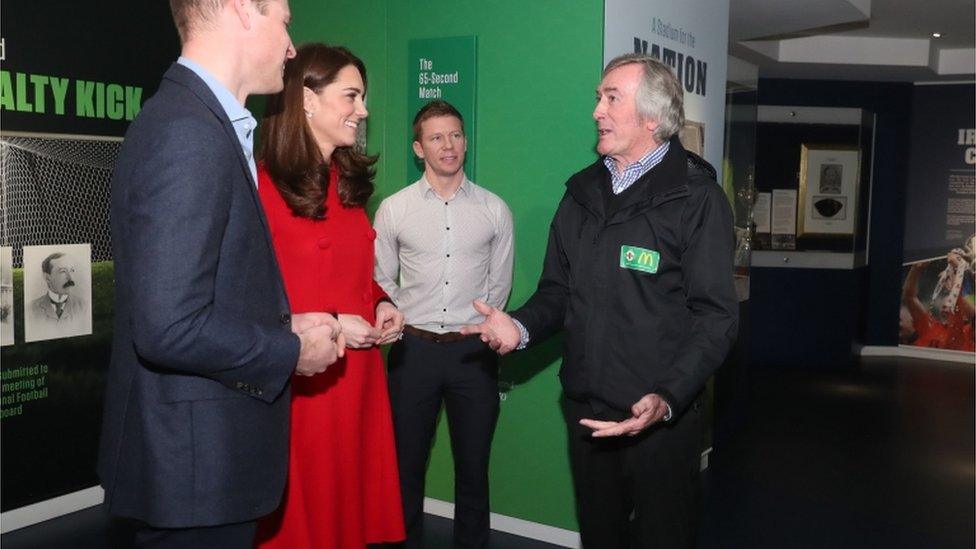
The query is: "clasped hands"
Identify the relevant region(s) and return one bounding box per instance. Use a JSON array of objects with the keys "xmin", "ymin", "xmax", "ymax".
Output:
[
  {"xmin": 293, "ymin": 303, "xmax": 405, "ymax": 377},
  {"xmin": 460, "ymin": 299, "xmax": 668, "ymax": 437},
  {"xmin": 339, "ymin": 301, "xmax": 404, "ymax": 349}
]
